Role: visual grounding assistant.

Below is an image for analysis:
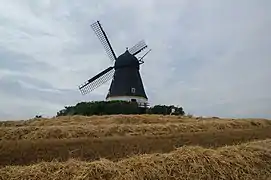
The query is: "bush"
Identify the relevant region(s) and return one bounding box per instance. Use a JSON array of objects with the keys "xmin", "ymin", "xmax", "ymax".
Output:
[
  {"xmin": 147, "ymin": 105, "xmax": 184, "ymax": 115},
  {"xmin": 56, "ymin": 101, "xmax": 185, "ymax": 117}
]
